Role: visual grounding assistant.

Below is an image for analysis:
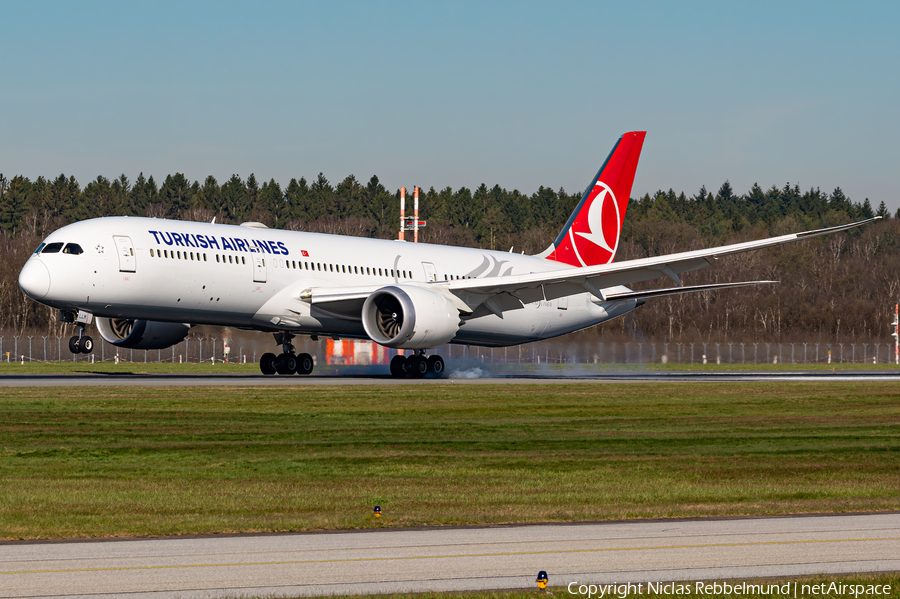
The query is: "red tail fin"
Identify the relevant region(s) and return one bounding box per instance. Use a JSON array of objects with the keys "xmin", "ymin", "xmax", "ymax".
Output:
[{"xmin": 541, "ymin": 131, "xmax": 645, "ymax": 267}]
